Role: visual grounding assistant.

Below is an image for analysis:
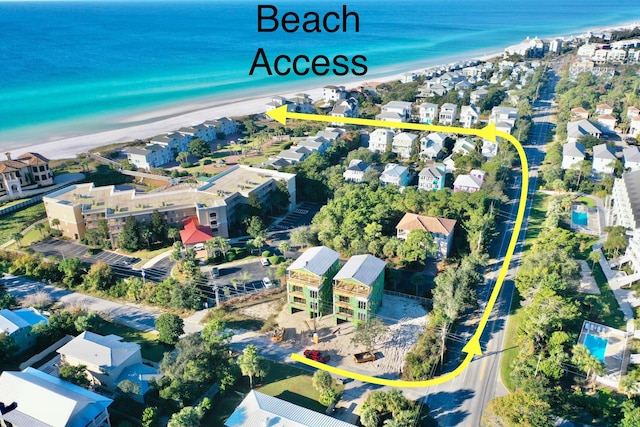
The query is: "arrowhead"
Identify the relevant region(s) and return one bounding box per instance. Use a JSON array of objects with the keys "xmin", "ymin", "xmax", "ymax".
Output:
[
  {"xmin": 479, "ymin": 122, "xmax": 498, "ymax": 142},
  {"xmin": 266, "ymin": 105, "xmax": 289, "ymax": 125},
  {"xmin": 462, "ymin": 336, "xmax": 482, "ymax": 356}
]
